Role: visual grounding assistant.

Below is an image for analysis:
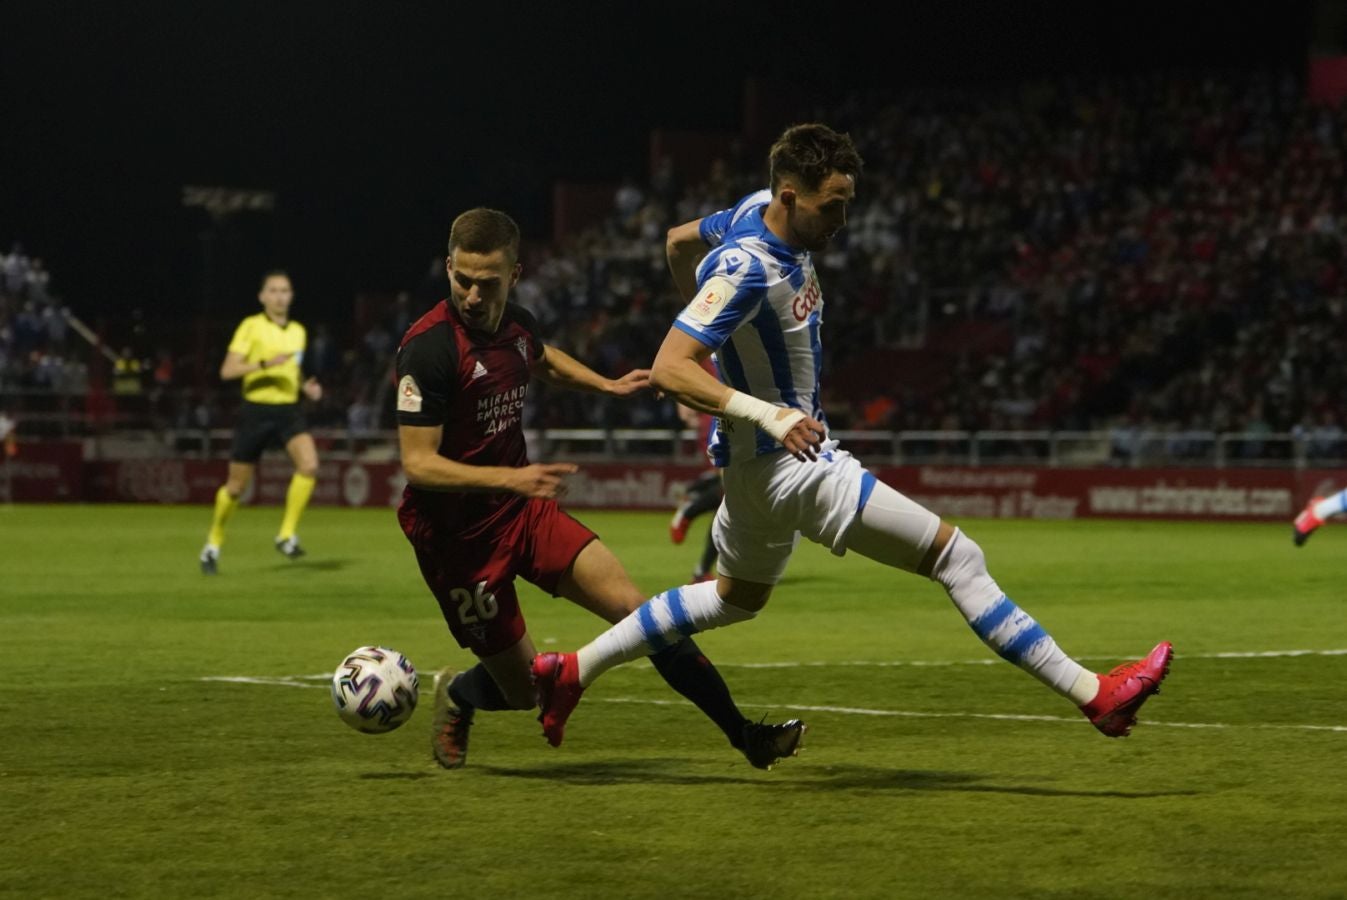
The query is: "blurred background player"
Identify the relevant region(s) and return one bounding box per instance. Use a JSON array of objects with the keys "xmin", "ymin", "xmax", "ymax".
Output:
[
  {"xmin": 670, "ymin": 371, "xmax": 722, "ymax": 583},
  {"xmin": 199, "ymin": 270, "xmax": 323, "ymax": 574},
  {"xmin": 533, "ymin": 123, "xmax": 1173, "ymax": 749},
  {"xmin": 1292, "ymin": 489, "xmax": 1347, "ymax": 545},
  {"xmin": 396, "ymin": 207, "xmax": 803, "ymax": 770}
]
